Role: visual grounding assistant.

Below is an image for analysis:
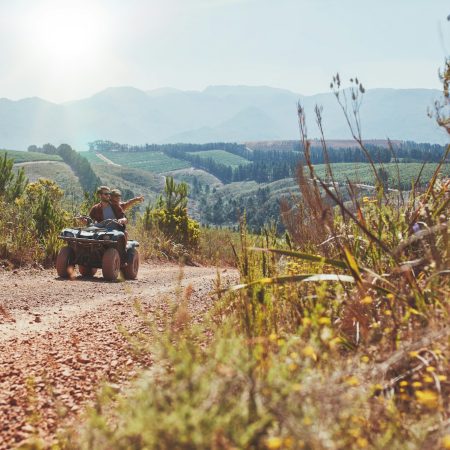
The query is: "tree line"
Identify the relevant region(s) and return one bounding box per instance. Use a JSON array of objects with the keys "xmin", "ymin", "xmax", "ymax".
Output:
[{"xmin": 87, "ymin": 140, "xmax": 446, "ymax": 184}]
